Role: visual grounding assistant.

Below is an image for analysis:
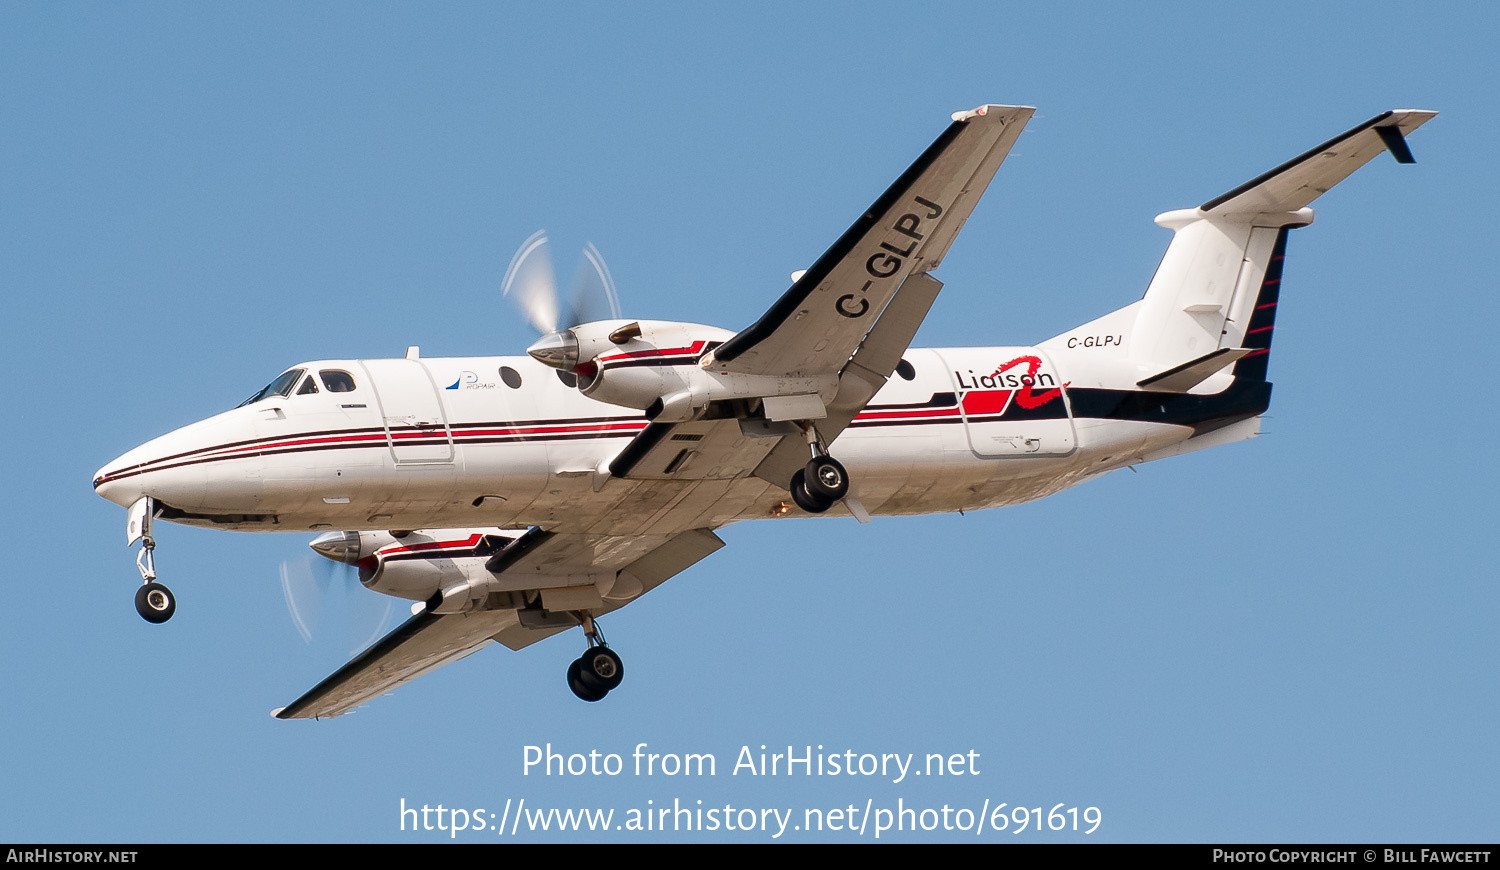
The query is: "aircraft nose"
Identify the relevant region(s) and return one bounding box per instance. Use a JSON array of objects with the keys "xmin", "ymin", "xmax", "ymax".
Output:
[
  {"xmin": 93, "ymin": 457, "xmax": 145, "ymax": 508},
  {"xmin": 92, "ymin": 417, "xmax": 229, "ymax": 511}
]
